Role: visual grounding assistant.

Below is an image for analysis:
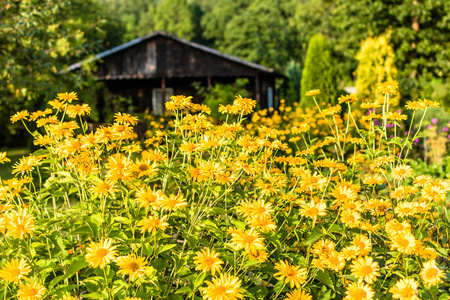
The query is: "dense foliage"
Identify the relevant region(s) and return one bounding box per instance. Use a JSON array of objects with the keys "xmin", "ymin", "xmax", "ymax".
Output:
[
  {"xmin": 0, "ymin": 0, "xmax": 105, "ymax": 144},
  {"xmin": 0, "ymin": 84, "xmax": 449, "ymax": 299}
]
